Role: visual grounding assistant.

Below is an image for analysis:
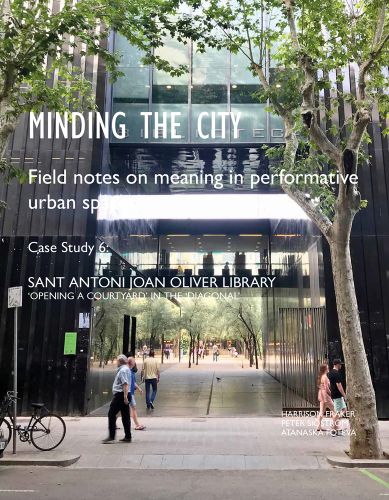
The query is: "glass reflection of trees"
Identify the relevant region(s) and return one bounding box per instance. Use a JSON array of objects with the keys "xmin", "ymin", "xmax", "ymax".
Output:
[{"xmin": 91, "ymin": 296, "xmax": 262, "ymax": 369}]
